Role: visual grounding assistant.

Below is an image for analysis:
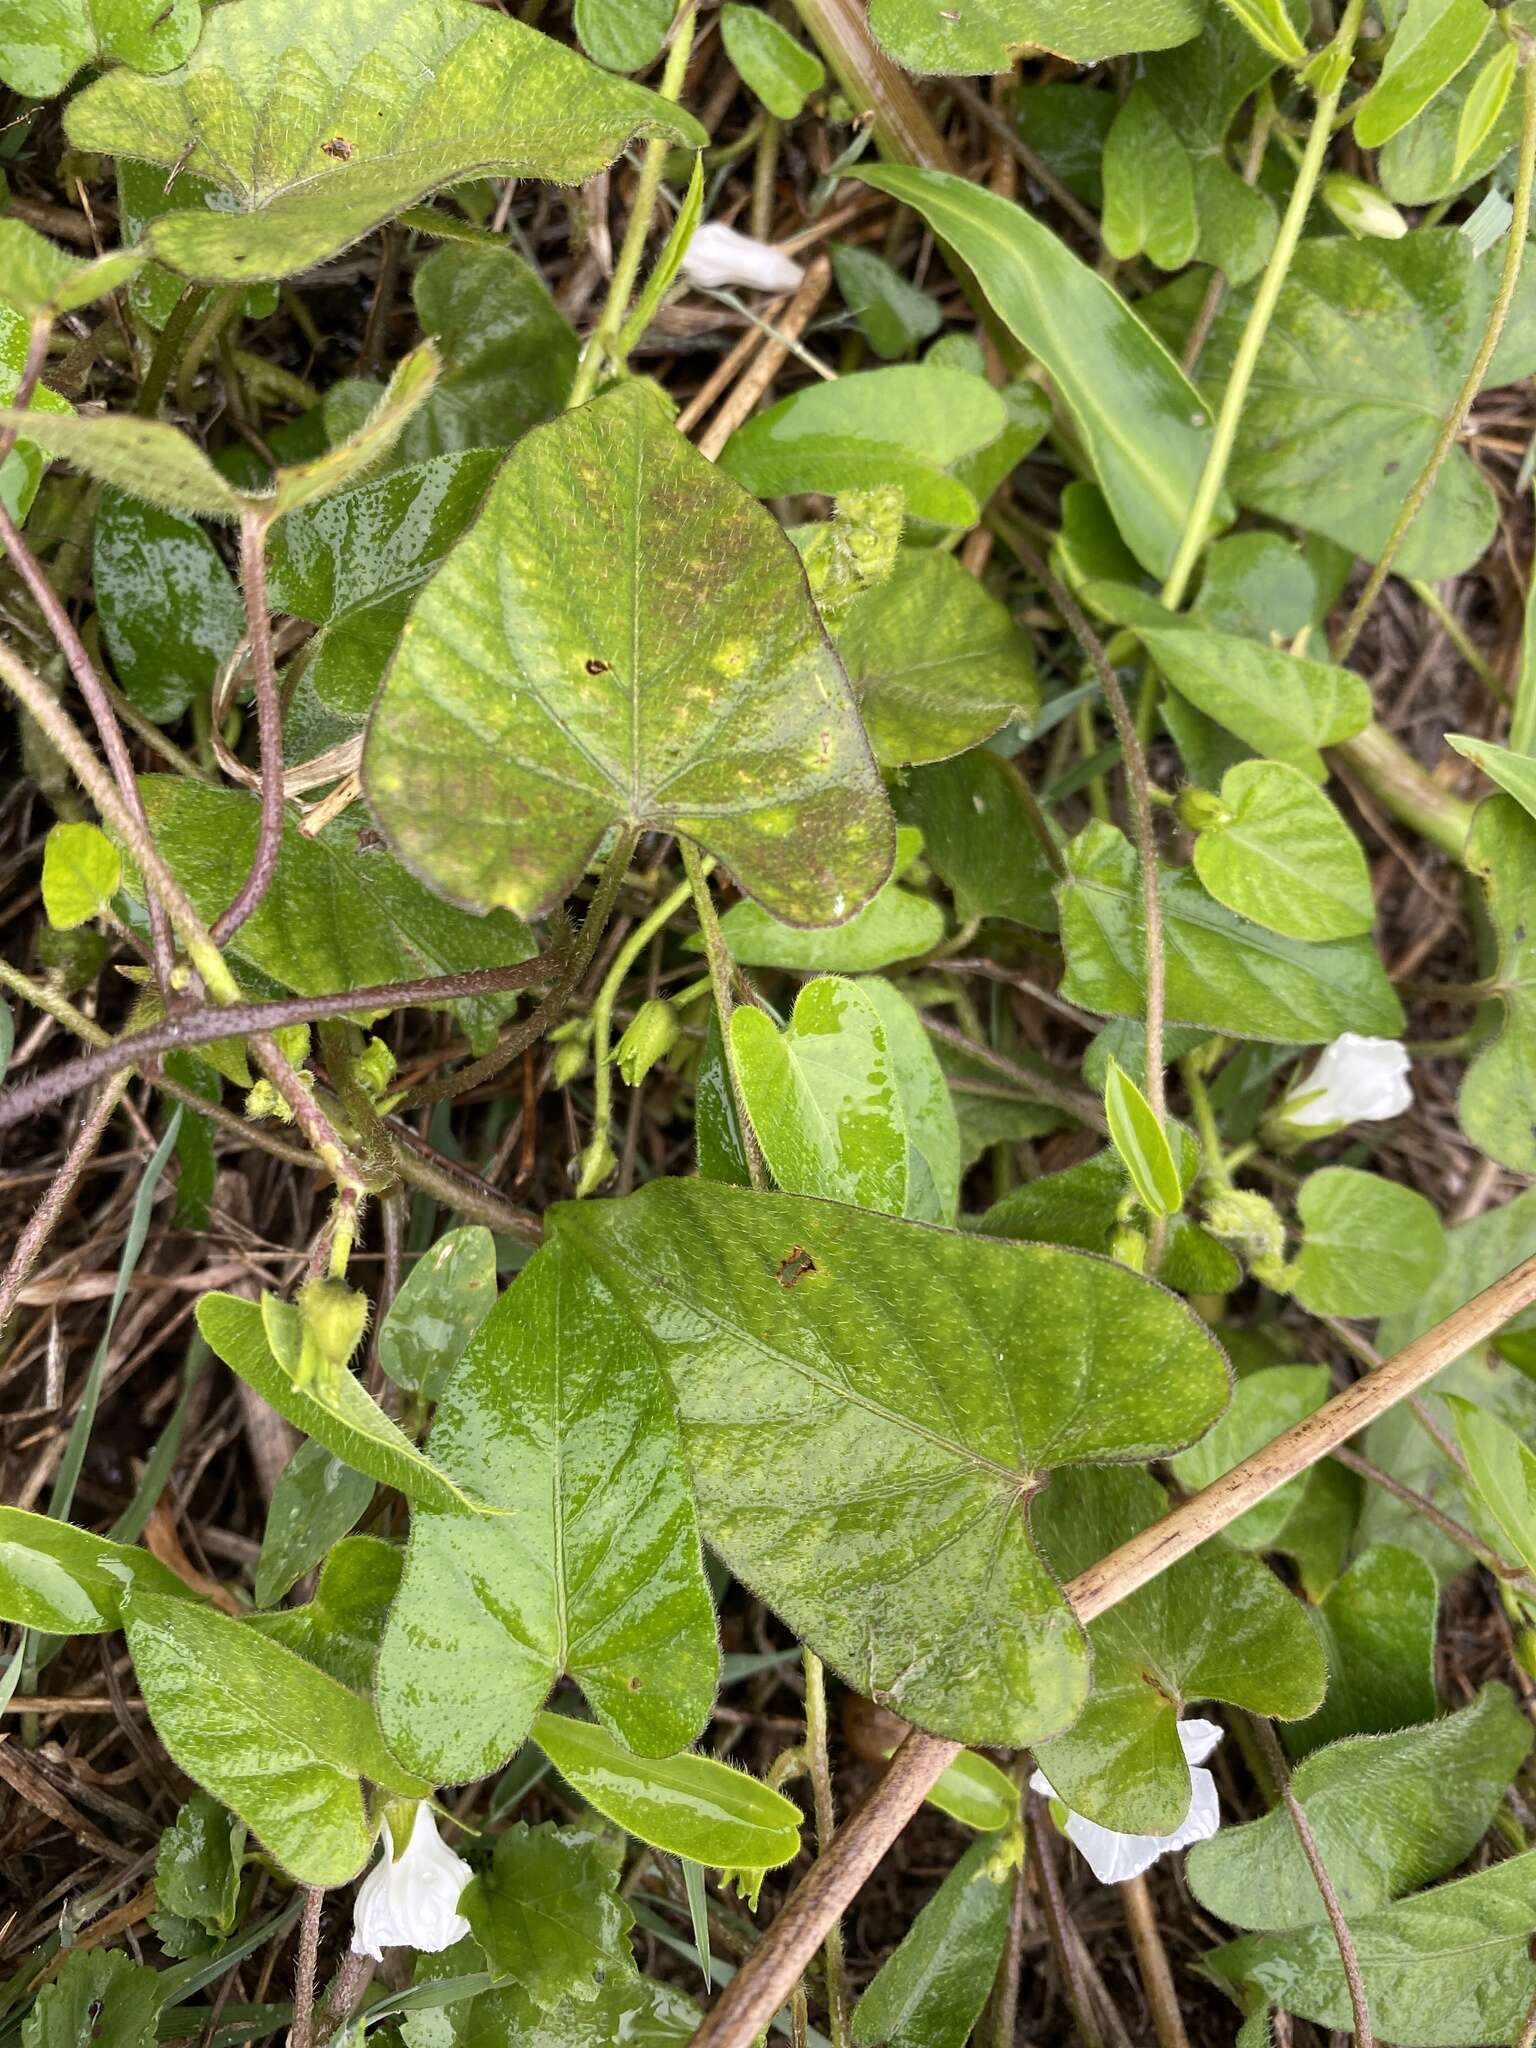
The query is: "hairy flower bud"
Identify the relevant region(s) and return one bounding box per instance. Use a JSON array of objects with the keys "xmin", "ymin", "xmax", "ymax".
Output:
[{"xmin": 614, "ymin": 998, "xmax": 681, "ymax": 1086}]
